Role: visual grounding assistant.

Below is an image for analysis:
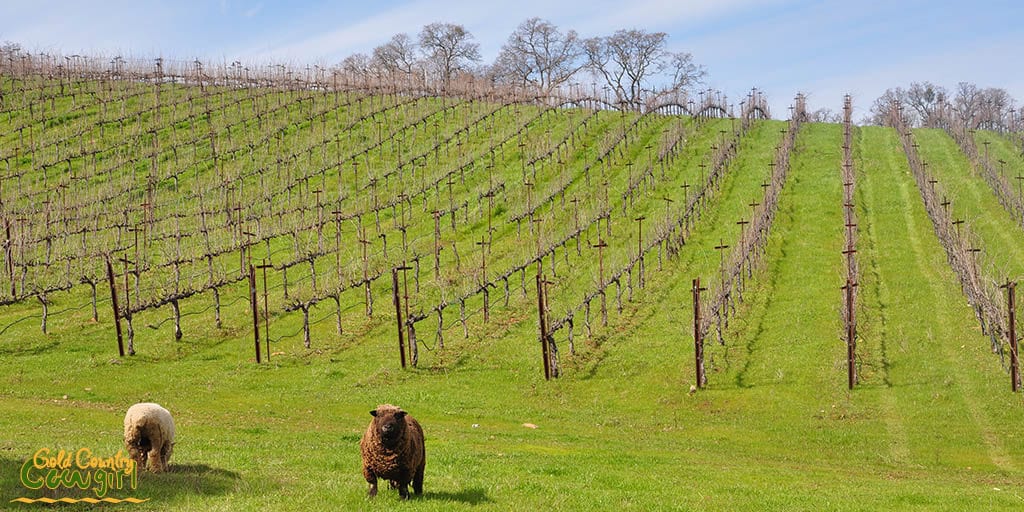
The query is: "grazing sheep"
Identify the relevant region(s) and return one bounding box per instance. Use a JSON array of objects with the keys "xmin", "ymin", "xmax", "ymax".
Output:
[
  {"xmin": 360, "ymin": 404, "xmax": 425, "ymax": 499},
  {"xmin": 123, "ymin": 403, "xmax": 175, "ymax": 473}
]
